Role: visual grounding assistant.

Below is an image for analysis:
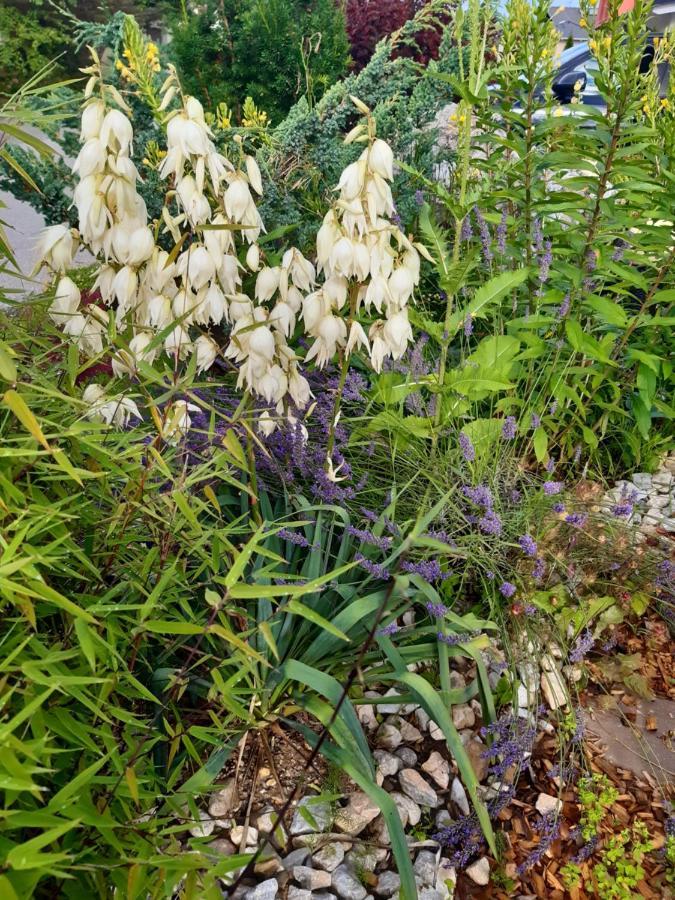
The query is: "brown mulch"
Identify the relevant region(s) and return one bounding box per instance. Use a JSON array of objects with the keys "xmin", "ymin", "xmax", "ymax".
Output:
[{"xmin": 455, "ymin": 613, "xmax": 675, "ymax": 899}]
